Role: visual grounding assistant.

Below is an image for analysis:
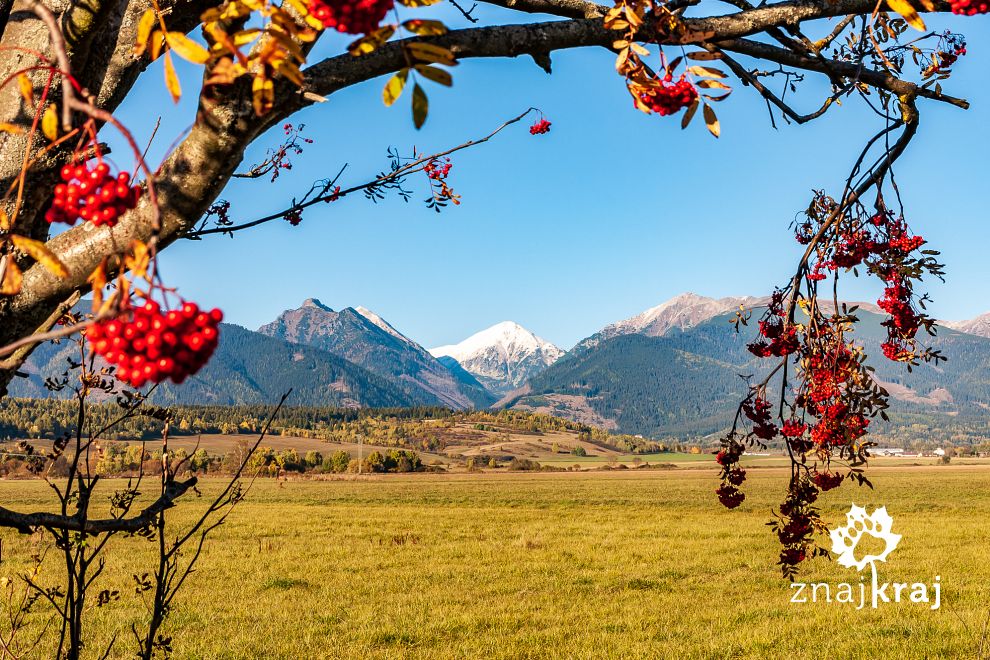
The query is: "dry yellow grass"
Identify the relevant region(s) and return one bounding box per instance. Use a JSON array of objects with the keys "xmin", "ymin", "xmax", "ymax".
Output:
[{"xmin": 0, "ymin": 465, "xmax": 986, "ymax": 658}]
